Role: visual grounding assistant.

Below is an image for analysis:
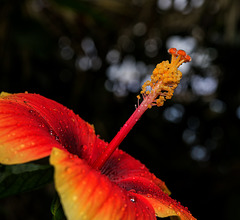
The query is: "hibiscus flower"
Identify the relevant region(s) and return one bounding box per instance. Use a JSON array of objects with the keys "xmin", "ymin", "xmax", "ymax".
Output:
[{"xmin": 0, "ymin": 48, "xmax": 196, "ymax": 220}]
